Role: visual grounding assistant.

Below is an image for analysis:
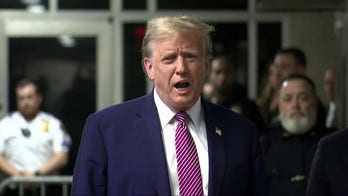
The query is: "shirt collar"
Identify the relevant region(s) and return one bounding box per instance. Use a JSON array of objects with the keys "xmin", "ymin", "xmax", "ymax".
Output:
[{"xmin": 153, "ymin": 88, "xmax": 202, "ymax": 129}]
